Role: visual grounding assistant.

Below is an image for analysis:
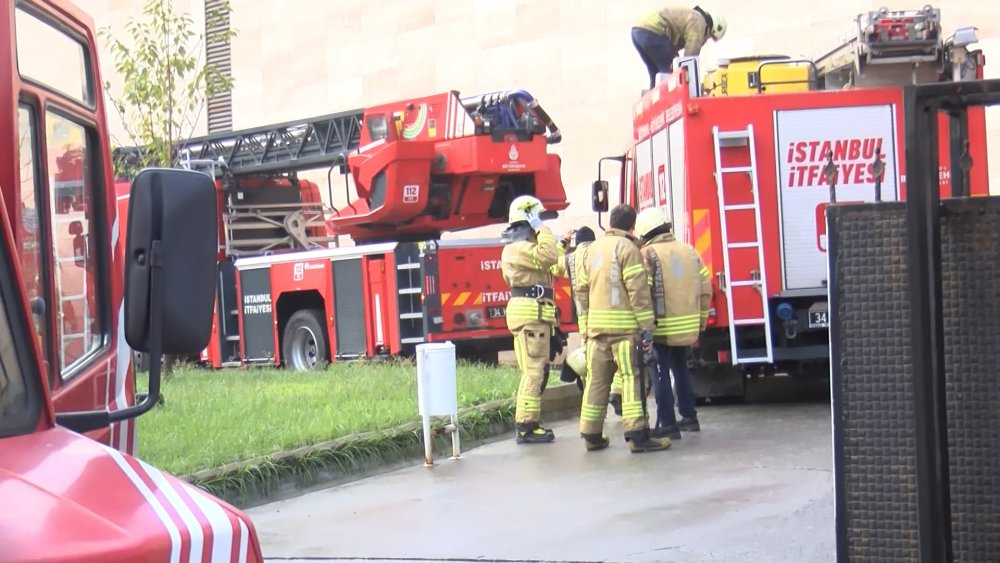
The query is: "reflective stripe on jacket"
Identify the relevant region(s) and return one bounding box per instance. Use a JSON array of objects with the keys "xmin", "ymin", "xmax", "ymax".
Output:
[
  {"xmin": 501, "ymin": 226, "xmax": 559, "ymax": 331},
  {"xmin": 636, "ymin": 7, "xmax": 710, "ymax": 55},
  {"xmin": 641, "ymin": 231, "xmax": 712, "ymax": 346},
  {"xmin": 574, "ymin": 229, "xmax": 656, "ymax": 338}
]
